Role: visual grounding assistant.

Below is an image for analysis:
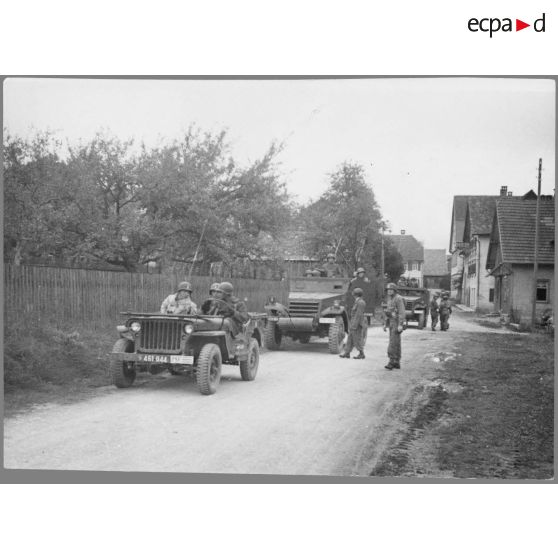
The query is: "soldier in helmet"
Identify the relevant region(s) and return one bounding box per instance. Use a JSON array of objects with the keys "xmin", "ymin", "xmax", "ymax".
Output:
[
  {"xmin": 200, "ymin": 282, "xmax": 221, "ymax": 314},
  {"xmin": 322, "ymin": 253, "xmax": 344, "ymax": 278},
  {"xmin": 160, "ymin": 281, "xmax": 198, "ymax": 315},
  {"xmin": 304, "ymin": 269, "xmax": 314, "ymax": 278},
  {"xmin": 429, "ymin": 292, "xmax": 440, "ymax": 331},
  {"xmin": 383, "ymin": 282, "xmax": 406, "ymax": 370},
  {"xmin": 340, "ymin": 287, "xmax": 367, "ymax": 359},
  {"xmin": 439, "ymin": 291, "xmax": 452, "ymax": 331},
  {"xmin": 209, "ymin": 281, "xmax": 249, "ymax": 336}
]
